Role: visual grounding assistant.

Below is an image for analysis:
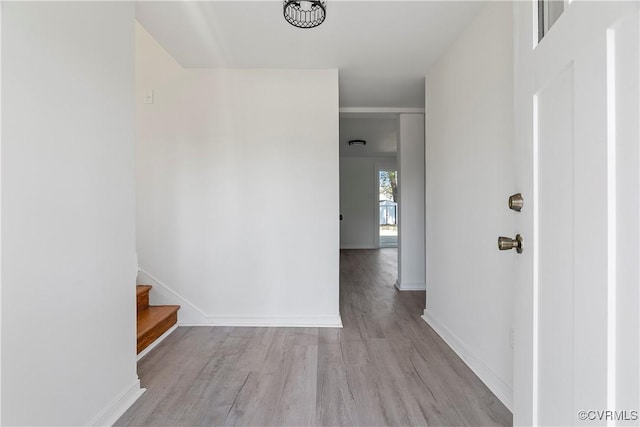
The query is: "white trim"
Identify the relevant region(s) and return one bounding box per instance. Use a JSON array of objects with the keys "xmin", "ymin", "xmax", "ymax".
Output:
[
  {"xmin": 339, "ymin": 107, "xmax": 425, "ymax": 114},
  {"xmin": 340, "ymin": 244, "xmax": 377, "ymax": 250},
  {"xmin": 137, "ymin": 324, "xmax": 178, "ymax": 361},
  {"xmin": 394, "ymin": 280, "xmax": 426, "ymax": 291},
  {"xmin": 181, "ymin": 315, "xmax": 343, "ymax": 328},
  {"xmin": 421, "ymin": 310, "xmax": 513, "ymax": 411},
  {"xmin": 605, "ymin": 27, "xmax": 618, "ymax": 419},
  {"xmin": 138, "ymin": 268, "xmax": 343, "ymax": 328},
  {"xmin": 87, "ymin": 379, "xmax": 145, "ymax": 427},
  {"xmin": 137, "ymin": 268, "xmax": 210, "ymax": 325},
  {"xmin": 532, "ymin": 92, "xmax": 540, "ymax": 424},
  {"xmin": 0, "ymin": 4, "xmax": 3, "ymax": 422}
]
